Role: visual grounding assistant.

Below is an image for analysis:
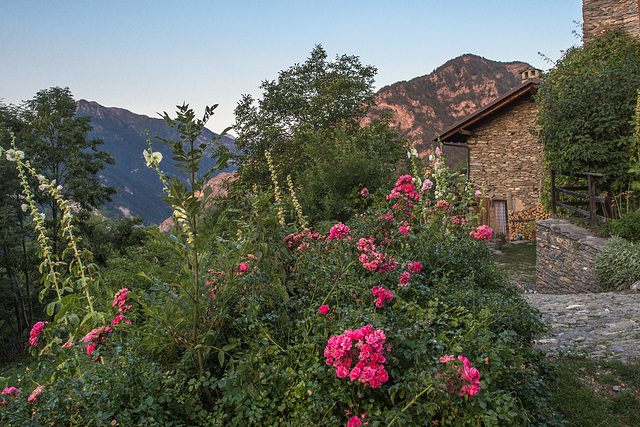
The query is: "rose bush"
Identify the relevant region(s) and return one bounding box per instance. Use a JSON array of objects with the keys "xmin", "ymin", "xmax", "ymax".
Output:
[{"xmin": 1, "ymin": 116, "xmax": 562, "ymax": 425}]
